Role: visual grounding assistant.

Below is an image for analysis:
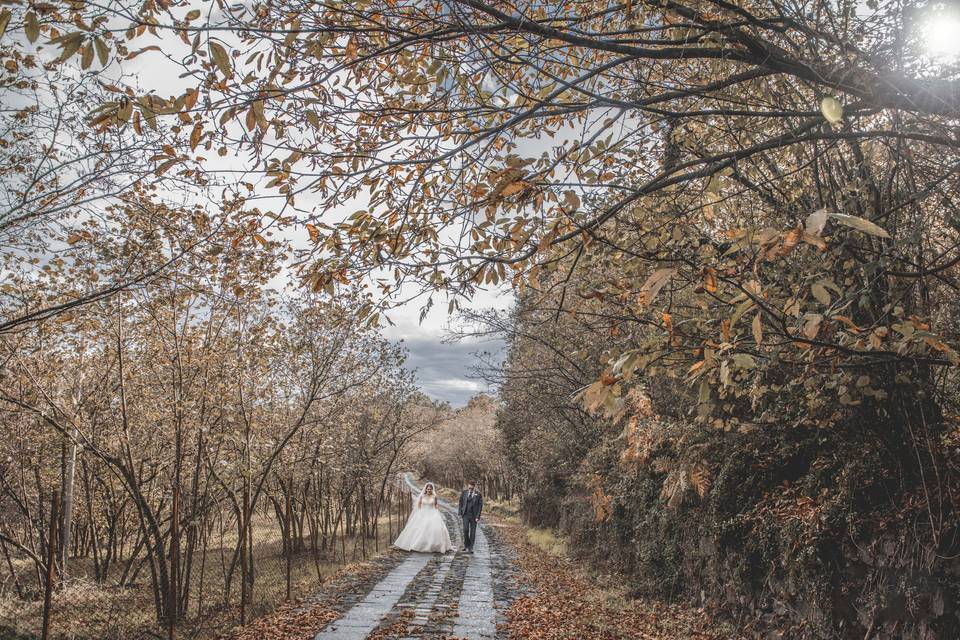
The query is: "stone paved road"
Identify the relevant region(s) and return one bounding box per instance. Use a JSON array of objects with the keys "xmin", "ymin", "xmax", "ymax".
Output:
[{"xmin": 314, "ymin": 474, "xmax": 519, "ymax": 640}]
